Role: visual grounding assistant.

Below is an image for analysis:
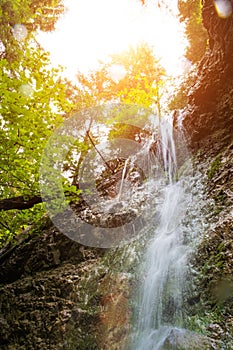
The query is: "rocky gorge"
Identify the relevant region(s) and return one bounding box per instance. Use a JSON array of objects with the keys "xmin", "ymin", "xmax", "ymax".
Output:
[{"xmin": 0, "ymin": 1, "xmax": 233, "ymax": 349}]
